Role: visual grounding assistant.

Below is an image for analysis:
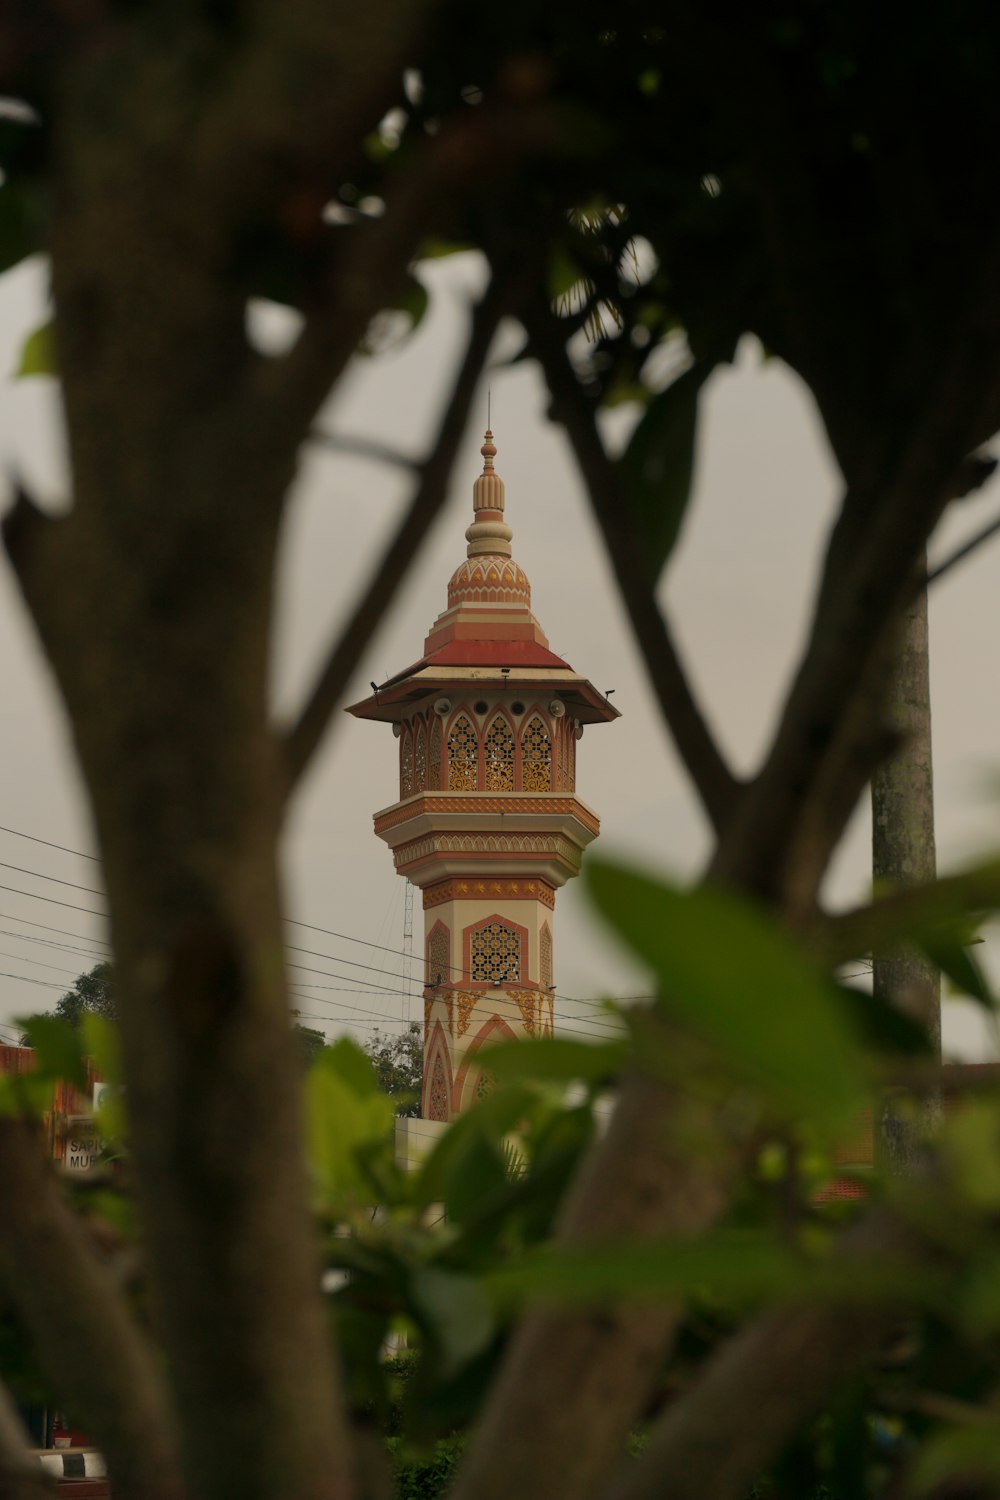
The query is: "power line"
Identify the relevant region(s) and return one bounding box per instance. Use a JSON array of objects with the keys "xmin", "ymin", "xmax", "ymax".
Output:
[
  {"xmin": 0, "ymin": 861, "xmax": 105, "ymax": 898},
  {"xmin": 0, "ymin": 911, "xmax": 109, "ymax": 947},
  {"xmin": 0, "ymin": 823, "xmax": 101, "ymax": 863}
]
